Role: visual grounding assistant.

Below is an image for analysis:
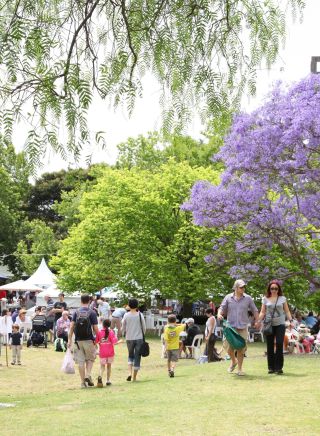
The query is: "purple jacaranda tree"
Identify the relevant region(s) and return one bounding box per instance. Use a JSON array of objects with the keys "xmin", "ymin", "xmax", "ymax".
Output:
[{"xmin": 184, "ymin": 75, "xmax": 320, "ymax": 295}]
